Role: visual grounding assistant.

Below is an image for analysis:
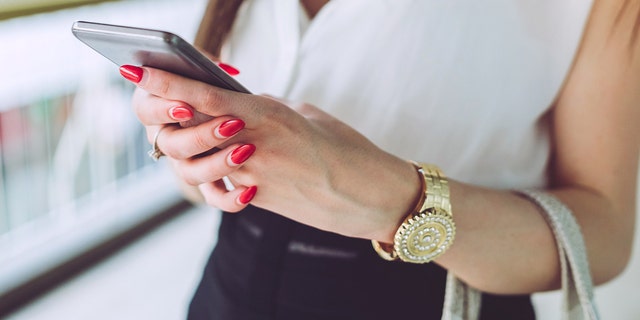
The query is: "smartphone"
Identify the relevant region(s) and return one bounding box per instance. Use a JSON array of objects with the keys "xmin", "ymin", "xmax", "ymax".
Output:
[{"xmin": 71, "ymin": 20, "xmax": 250, "ymax": 126}]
